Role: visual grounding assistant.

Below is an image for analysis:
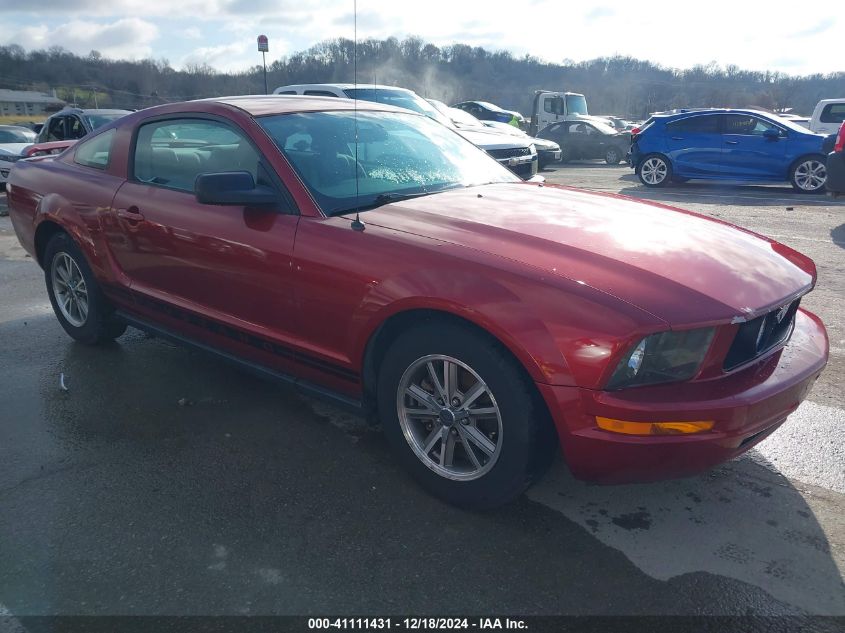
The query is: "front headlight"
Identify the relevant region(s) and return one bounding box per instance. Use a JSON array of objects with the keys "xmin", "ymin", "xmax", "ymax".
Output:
[
  {"xmin": 606, "ymin": 327, "xmax": 715, "ymax": 390},
  {"xmin": 0, "ymin": 154, "xmax": 20, "ymax": 163}
]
